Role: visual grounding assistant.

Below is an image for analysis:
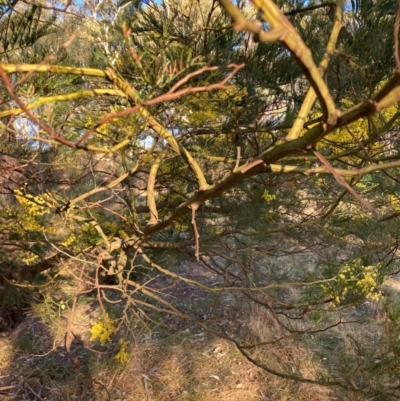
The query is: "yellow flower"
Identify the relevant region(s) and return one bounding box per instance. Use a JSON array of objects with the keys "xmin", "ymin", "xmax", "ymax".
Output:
[
  {"xmin": 89, "ymin": 315, "xmax": 116, "ymax": 345},
  {"xmin": 115, "ymin": 339, "xmax": 130, "ymax": 364},
  {"xmin": 22, "ymin": 253, "xmax": 39, "ymax": 265},
  {"xmin": 61, "ymin": 234, "xmax": 76, "ymax": 247},
  {"xmin": 262, "ymin": 190, "xmax": 276, "ymax": 202},
  {"xmin": 322, "ymin": 260, "xmax": 382, "ymax": 307}
]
